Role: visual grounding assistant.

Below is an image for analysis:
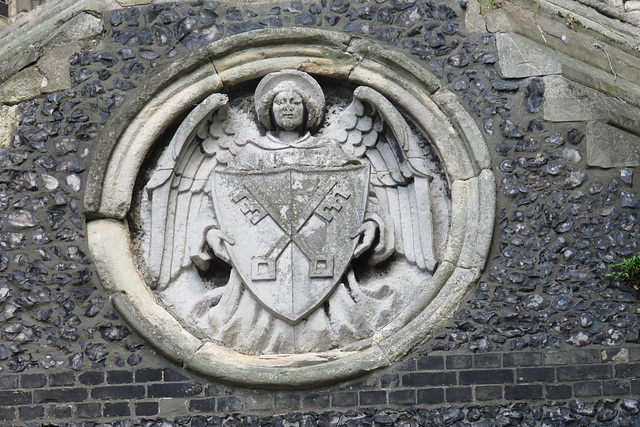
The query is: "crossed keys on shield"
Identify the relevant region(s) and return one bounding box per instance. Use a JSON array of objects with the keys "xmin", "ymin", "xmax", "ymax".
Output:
[{"xmin": 231, "ymin": 178, "xmax": 351, "ymax": 281}]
